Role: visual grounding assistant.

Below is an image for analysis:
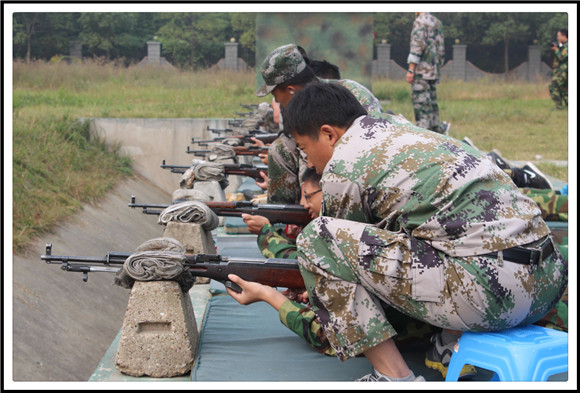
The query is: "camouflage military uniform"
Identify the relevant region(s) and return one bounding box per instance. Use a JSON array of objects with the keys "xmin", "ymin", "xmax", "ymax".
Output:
[
  {"xmin": 521, "ymin": 188, "xmax": 568, "ymax": 222},
  {"xmin": 267, "ymin": 77, "xmax": 384, "ymax": 204},
  {"xmin": 549, "ymin": 41, "xmax": 568, "ymax": 109},
  {"xmin": 257, "ymin": 223, "xmax": 298, "ymax": 259},
  {"xmin": 295, "ymin": 113, "xmax": 568, "ymax": 361},
  {"xmin": 407, "ymin": 13, "xmax": 445, "ymax": 133}
]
